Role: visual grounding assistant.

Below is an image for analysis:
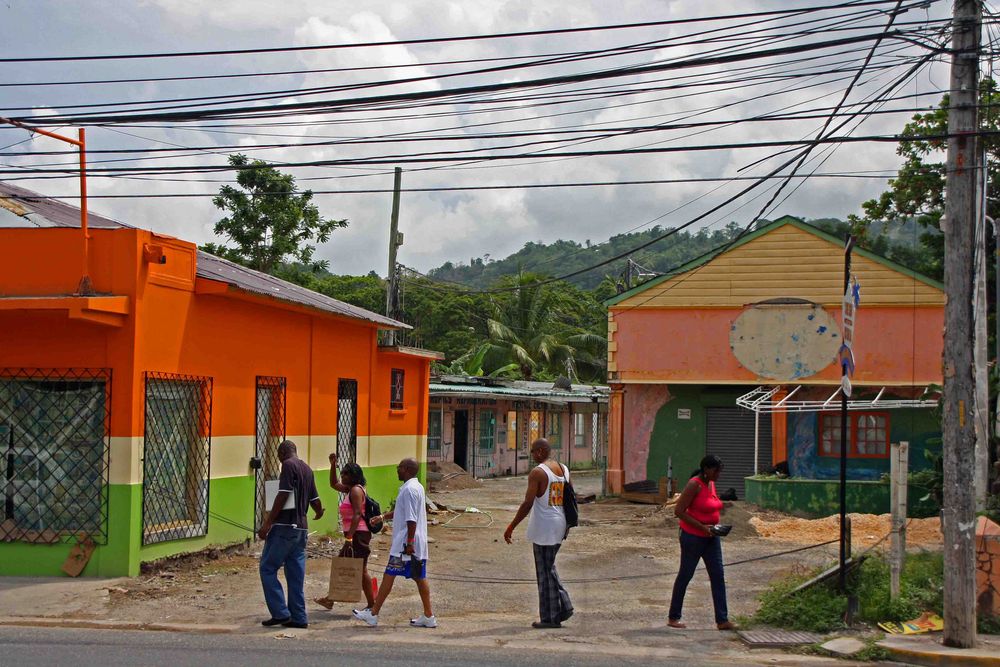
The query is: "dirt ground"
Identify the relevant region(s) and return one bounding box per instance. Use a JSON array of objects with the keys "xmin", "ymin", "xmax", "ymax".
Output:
[{"xmin": 0, "ymin": 471, "xmax": 940, "ymax": 661}]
